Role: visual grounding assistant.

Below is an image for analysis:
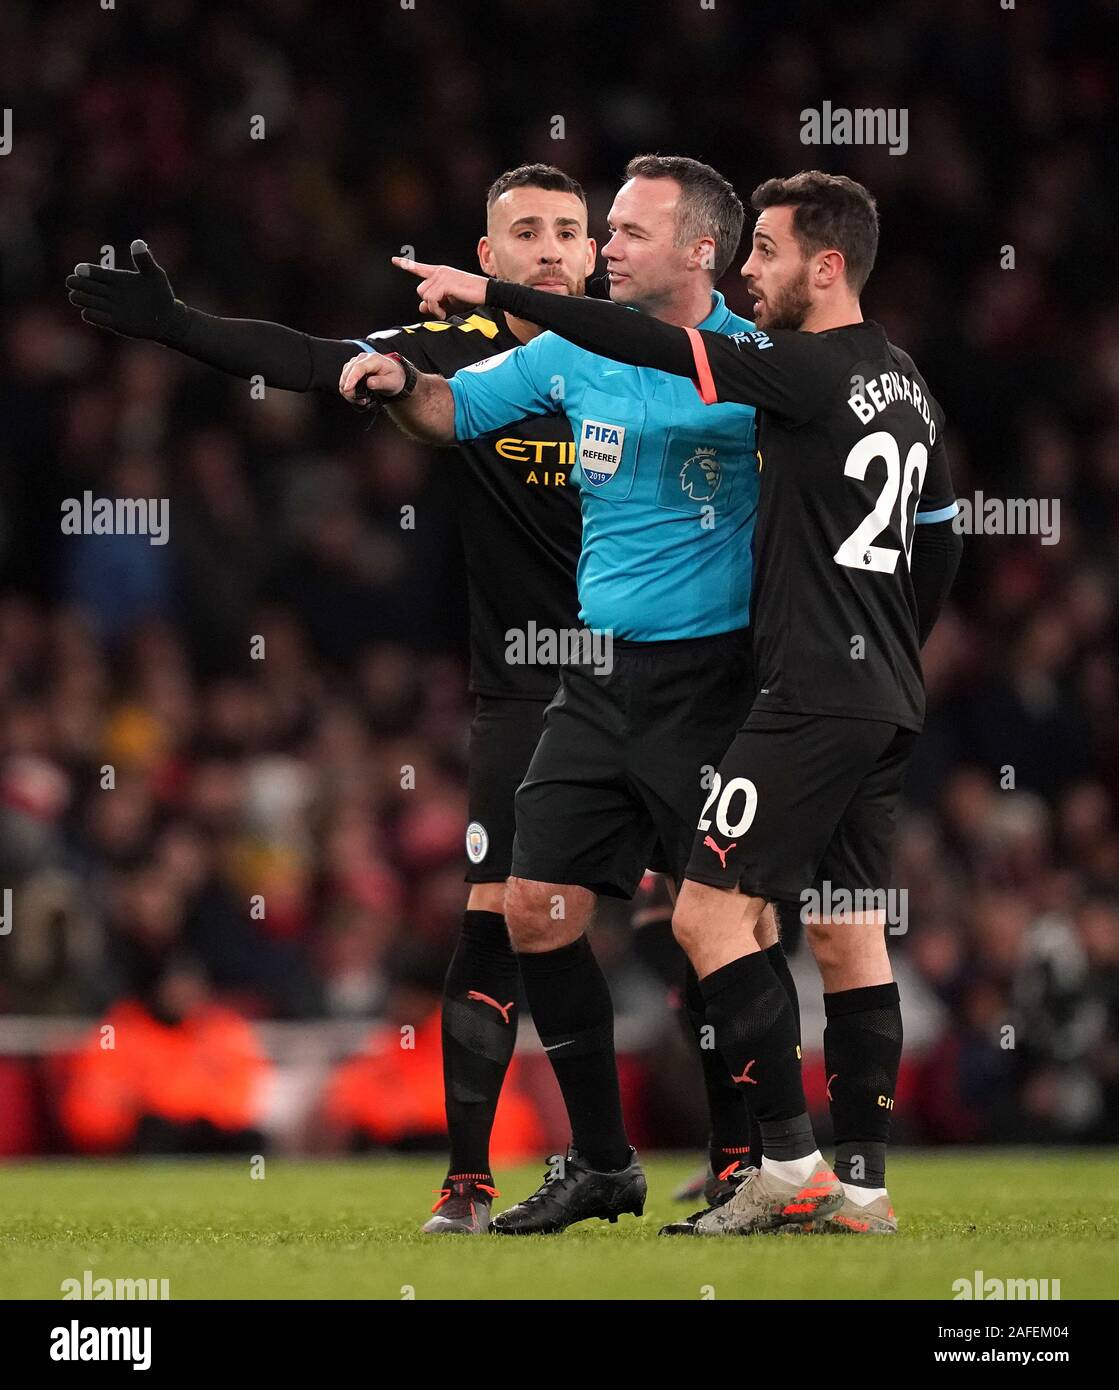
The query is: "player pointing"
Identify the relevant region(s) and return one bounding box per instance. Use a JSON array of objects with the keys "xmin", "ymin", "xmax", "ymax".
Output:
[
  {"xmin": 343, "ymin": 157, "xmax": 801, "ymax": 1236},
  {"xmin": 385, "ymin": 171, "xmax": 962, "ymax": 1235}
]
